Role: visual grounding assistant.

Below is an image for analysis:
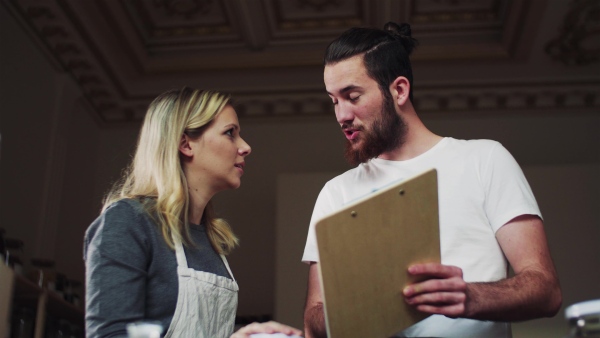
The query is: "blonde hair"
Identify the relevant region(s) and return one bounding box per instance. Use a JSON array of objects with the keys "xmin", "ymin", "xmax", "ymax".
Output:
[{"xmin": 103, "ymin": 87, "xmax": 239, "ymax": 255}]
